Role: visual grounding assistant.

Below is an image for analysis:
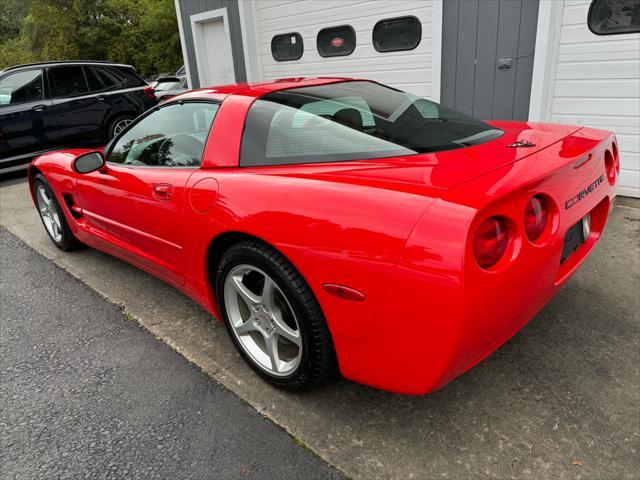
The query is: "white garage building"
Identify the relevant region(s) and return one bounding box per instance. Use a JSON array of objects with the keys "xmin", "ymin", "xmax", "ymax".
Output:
[{"xmin": 175, "ymin": 0, "xmax": 640, "ymax": 198}]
